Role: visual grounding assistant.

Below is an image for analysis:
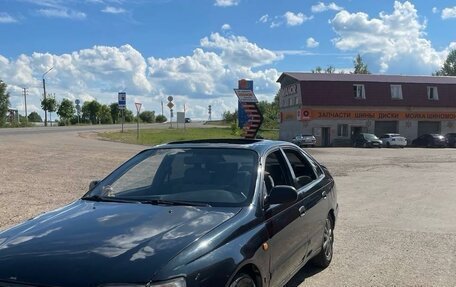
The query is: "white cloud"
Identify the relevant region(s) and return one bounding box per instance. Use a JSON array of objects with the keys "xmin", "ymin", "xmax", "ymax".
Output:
[
  {"xmin": 306, "ymin": 37, "xmax": 320, "ymax": 48},
  {"xmin": 0, "ymin": 34, "xmax": 281, "ymax": 120},
  {"xmin": 284, "ymin": 12, "xmax": 307, "ymax": 26},
  {"xmin": 258, "ymin": 14, "xmax": 269, "ymax": 23},
  {"xmin": 432, "ymin": 7, "xmax": 439, "ymax": 14},
  {"xmin": 441, "ymin": 7, "xmax": 456, "ymax": 19},
  {"xmin": 330, "ymin": 1, "xmax": 451, "ymax": 74},
  {"xmin": 312, "ymin": 2, "xmax": 343, "ymax": 13},
  {"xmin": 214, "ymin": 0, "xmax": 240, "ymax": 7},
  {"xmin": 270, "ymin": 12, "xmax": 313, "ymax": 28},
  {"xmin": 200, "ymin": 33, "xmax": 282, "ymax": 67},
  {"xmin": 0, "ymin": 12, "xmax": 18, "ymax": 23},
  {"xmin": 270, "ymin": 21, "xmax": 281, "ymax": 28},
  {"xmin": 37, "ymin": 8, "xmax": 87, "ymax": 19},
  {"xmin": 221, "ymin": 24, "xmax": 231, "ymax": 30},
  {"xmin": 101, "ymin": 6, "xmax": 126, "ymax": 14}
]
